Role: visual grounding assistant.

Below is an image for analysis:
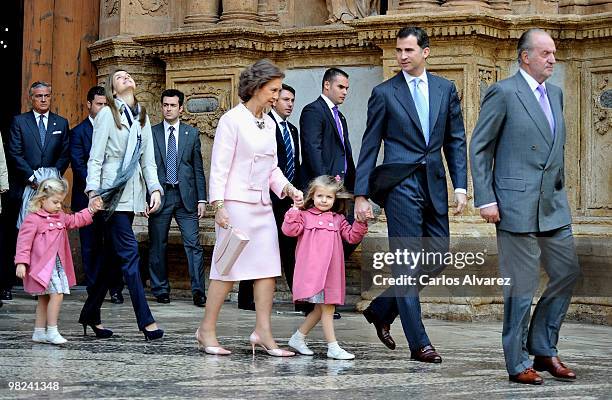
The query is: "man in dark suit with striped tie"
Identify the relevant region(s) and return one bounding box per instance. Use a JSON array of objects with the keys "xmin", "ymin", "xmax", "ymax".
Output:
[
  {"xmin": 3, "ymin": 81, "xmax": 70, "ymax": 301},
  {"xmin": 238, "ymin": 84, "xmax": 306, "ymax": 312},
  {"xmin": 148, "ymin": 89, "xmax": 207, "ymax": 307},
  {"xmin": 70, "ymin": 86, "xmax": 124, "ymax": 303}
]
